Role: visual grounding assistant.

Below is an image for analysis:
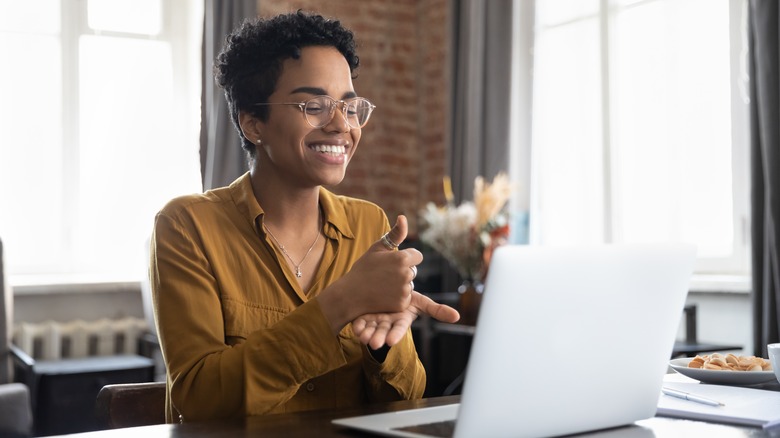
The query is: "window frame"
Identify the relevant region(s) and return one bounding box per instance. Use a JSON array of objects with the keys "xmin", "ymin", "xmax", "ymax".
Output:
[
  {"xmin": 515, "ymin": 0, "xmax": 751, "ymax": 289},
  {"xmin": 3, "ymin": 0, "xmax": 203, "ymax": 286}
]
